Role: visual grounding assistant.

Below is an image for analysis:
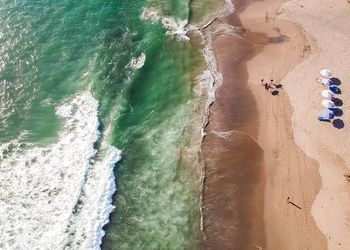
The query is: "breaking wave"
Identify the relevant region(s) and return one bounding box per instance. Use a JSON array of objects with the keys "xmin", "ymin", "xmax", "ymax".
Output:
[
  {"xmin": 128, "ymin": 53, "xmax": 146, "ymax": 69},
  {"xmin": 0, "ymin": 91, "xmax": 121, "ymax": 250},
  {"xmin": 140, "ymin": 7, "xmax": 190, "ymax": 40}
]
